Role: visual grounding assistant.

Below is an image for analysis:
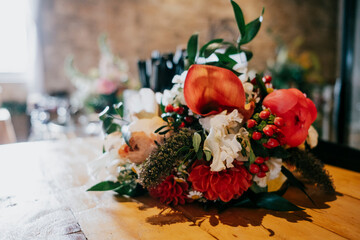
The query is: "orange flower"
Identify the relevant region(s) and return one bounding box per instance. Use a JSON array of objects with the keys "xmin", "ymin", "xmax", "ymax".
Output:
[{"xmin": 184, "ymin": 64, "xmax": 249, "ymax": 116}]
